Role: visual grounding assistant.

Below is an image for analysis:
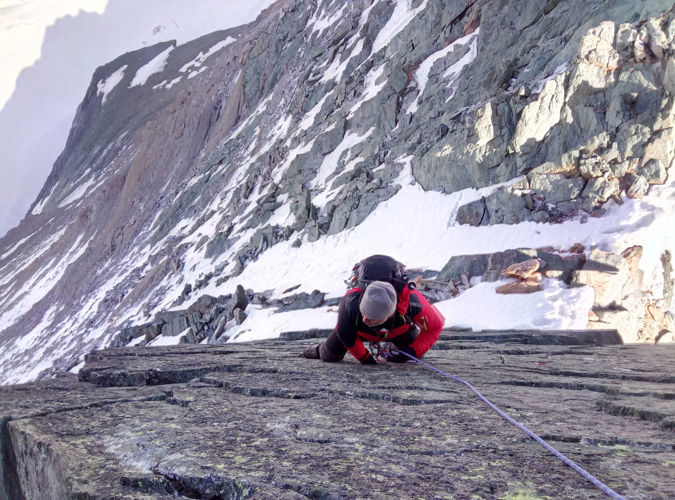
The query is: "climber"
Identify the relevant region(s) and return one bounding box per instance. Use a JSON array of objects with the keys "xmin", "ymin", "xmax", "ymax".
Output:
[{"xmin": 302, "ymin": 254, "xmax": 445, "ymax": 364}]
